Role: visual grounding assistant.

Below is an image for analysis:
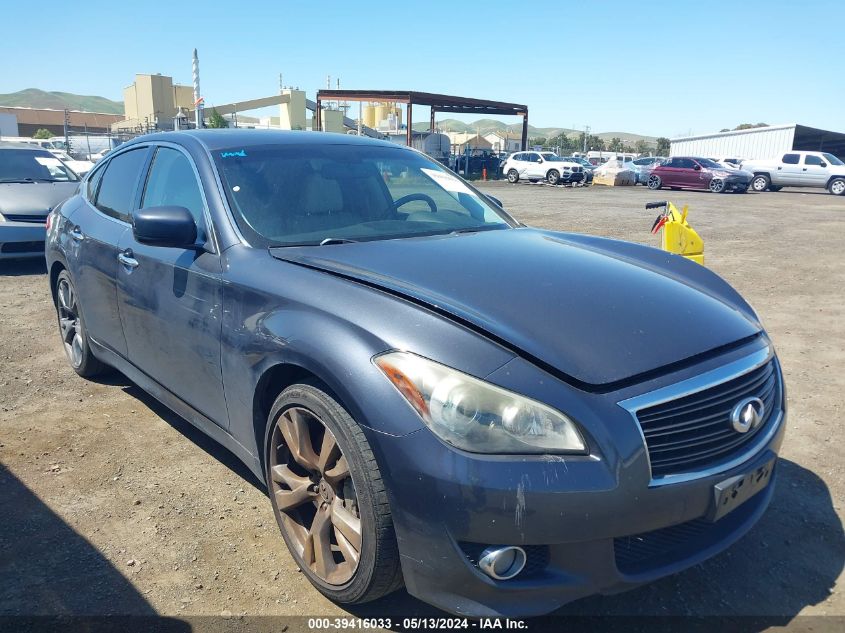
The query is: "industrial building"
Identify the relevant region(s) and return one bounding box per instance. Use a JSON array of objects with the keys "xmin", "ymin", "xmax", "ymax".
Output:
[
  {"xmin": 670, "ymin": 124, "xmax": 845, "ymax": 160},
  {"xmin": 0, "ymin": 106, "xmax": 122, "ymax": 137},
  {"xmin": 115, "ymin": 73, "xmax": 196, "ymax": 131}
]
